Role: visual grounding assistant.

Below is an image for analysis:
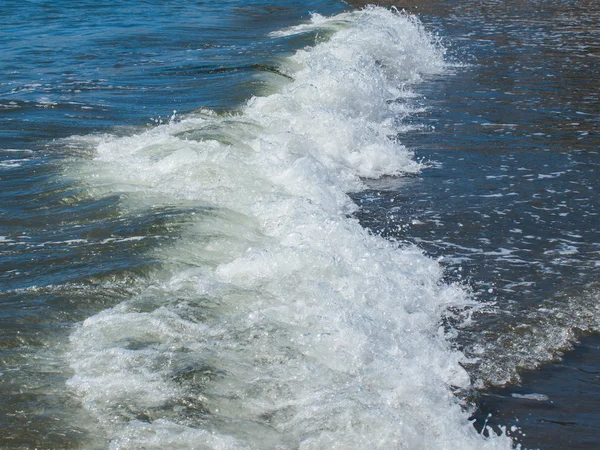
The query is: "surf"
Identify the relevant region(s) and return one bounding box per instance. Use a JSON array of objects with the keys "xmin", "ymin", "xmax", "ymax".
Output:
[{"xmin": 64, "ymin": 8, "xmax": 513, "ymax": 448}]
